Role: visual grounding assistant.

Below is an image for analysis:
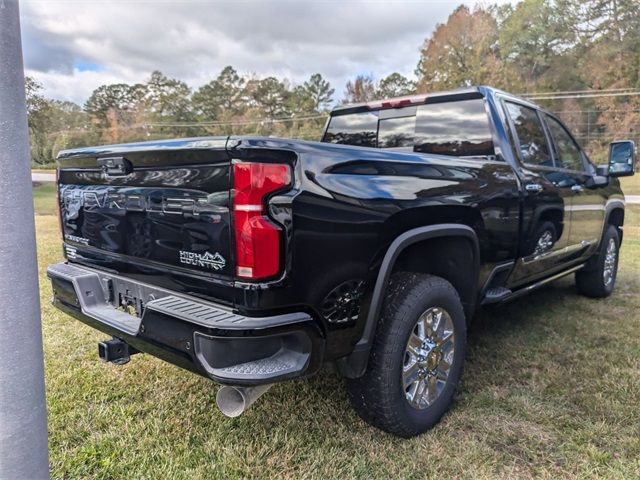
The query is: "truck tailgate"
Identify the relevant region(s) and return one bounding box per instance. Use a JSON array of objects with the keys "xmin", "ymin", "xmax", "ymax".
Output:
[{"xmin": 57, "ymin": 139, "xmax": 234, "ymax": 303}]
